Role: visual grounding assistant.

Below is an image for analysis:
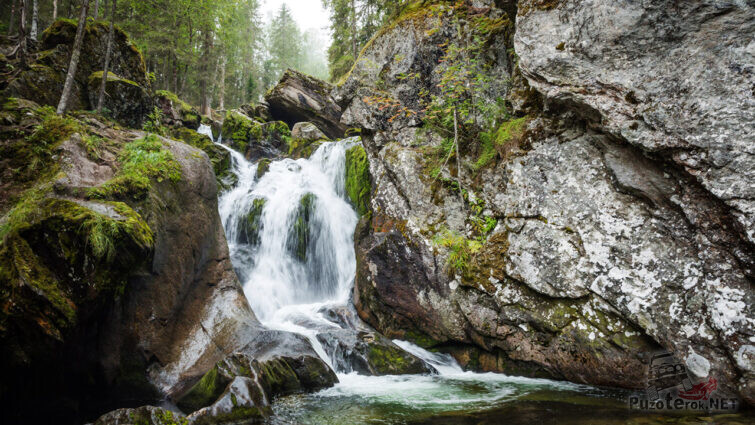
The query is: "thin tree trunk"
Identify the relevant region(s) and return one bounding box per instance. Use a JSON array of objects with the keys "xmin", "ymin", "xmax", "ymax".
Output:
[
  {"xmin": 350, "ymin": 0, "xmax": 358, "ymax": 58},
  {"xmin": 453, "ymin": 107, "xmax": 464, "ymax": 204},
  {"xmin": 218, "ymin": 57, "xmax": 226, "ymax": 111},
  {"xmin": 57, "ymin": 0, "xmax": 90, "ymax": 114},
  {"xmin": 93, "ymin": 0, "xmax": 99, "ymax": 19},
  {"xmin": 53, "ymin": 0, "xmax": 58, "ymax": 20},
  {"xmin": 97, "ymin": 0, "xmax": 116, "ymax": 113},
  {"xmin": 17, "ymin": 0, "xmax": 28, "ymax": 62},
  {"xmin": 30, "ymin": 0, "xmax": 38, "ymax": 40},
  {"xmin": 8, "ymin": 0, "xmax": 18, "ymax": 35},
  {"xmin": 199, "ymin": 28, "xmax": 213, "ymax": 116}
]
